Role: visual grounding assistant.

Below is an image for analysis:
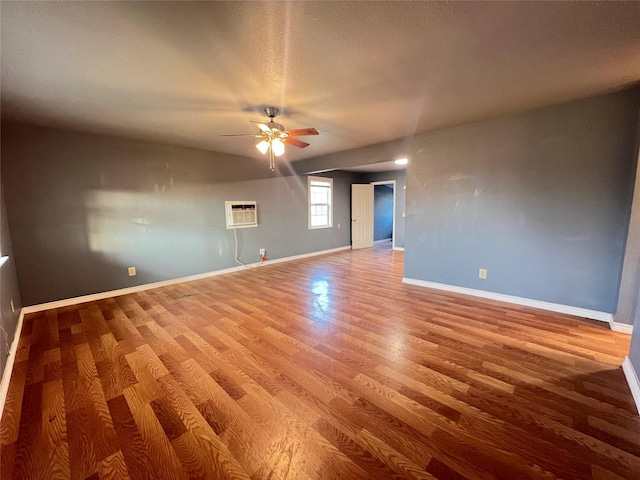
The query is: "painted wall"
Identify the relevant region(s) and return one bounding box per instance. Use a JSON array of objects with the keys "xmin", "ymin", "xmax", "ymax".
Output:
[
  {"xmin": 0, "ymin": 187, "xmax": 23, "ymax": 379},
  {"xmin": 622, "ymin": 107, "xmax": 640, "ymax": 377},
  {"xmin": 405, "ymin": 89, "xmax": 639, "ymax": 315},
  {"xmin": 615, "ymin": 114, "xmax": 640, "ymax": 326},
  {"xmin": 2, "ymin": 123, "xmax": 355, "ymax": 306},
  {"xmin": 629, "ymin": 279, "xmax": 640, "ymax": 371},
  {"xmin": 361, "ymin": 170, "xmax": 407, "ymax": 248},
  {"xmin": 373, "ymin": 185, "xmax": 394, "ymax": 241}
]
